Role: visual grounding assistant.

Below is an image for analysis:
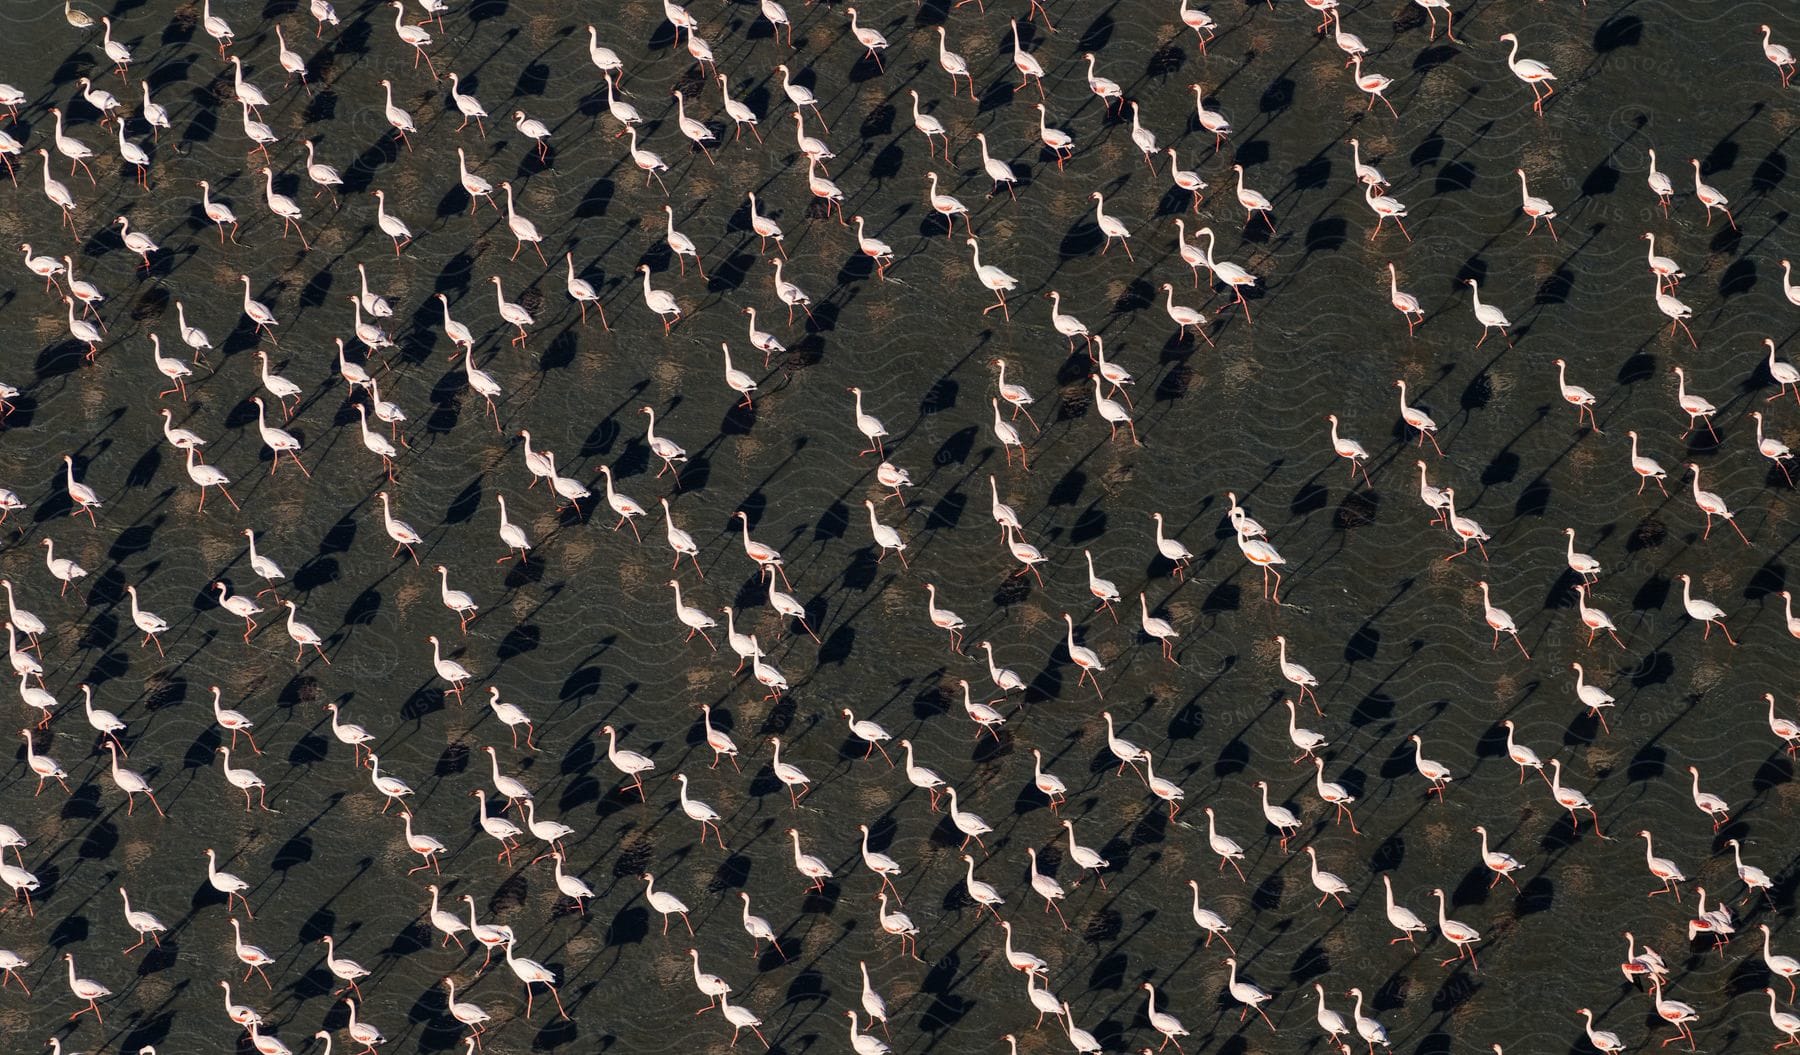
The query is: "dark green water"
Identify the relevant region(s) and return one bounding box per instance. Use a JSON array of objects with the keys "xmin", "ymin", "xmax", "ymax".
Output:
[{"xmin": 1, "ymin": 1, "xmax": 1799, "ymax": 1054}]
